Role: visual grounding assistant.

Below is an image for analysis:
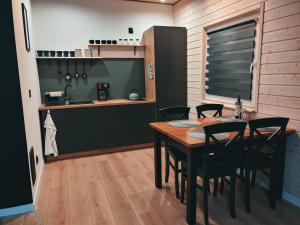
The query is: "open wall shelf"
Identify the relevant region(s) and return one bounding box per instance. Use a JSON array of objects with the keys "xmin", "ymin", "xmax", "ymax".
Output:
[{"xmin": 36, "ymin": 57, "xmax": 103, "ymax": 60}]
